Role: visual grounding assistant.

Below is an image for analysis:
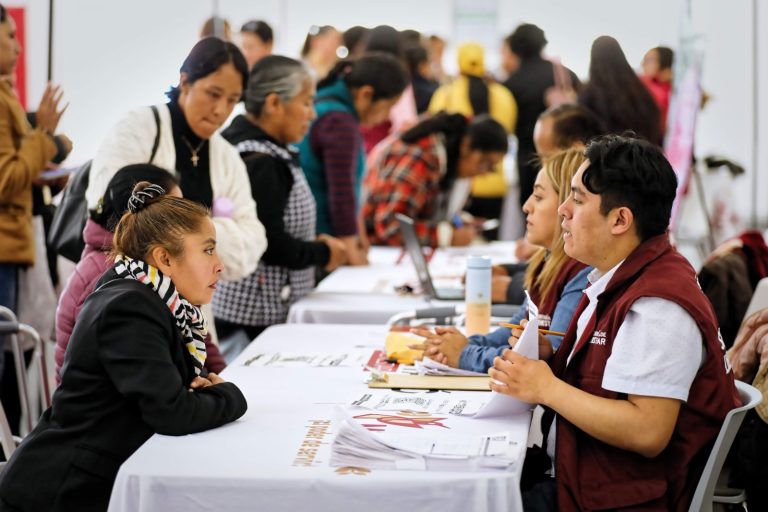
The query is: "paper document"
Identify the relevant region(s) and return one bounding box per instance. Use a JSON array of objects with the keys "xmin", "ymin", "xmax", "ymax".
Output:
[
  {"xmin": 385, "ymin": 331, "xmax": 425, "ymax": 365},
  {"xmin": 351, "ymin": 392, "xmax": 488, "ymax": 416},
  {"xmin": 475, "ymin": 292, "xmax": 540, "ymax": 417},
  {"xmin": 415, "ymin": 356, "xmax": 487, "ymax": 376},
  {"xmin": 514, "ymin": 290, "xmax": 540, "ymax": 360},
  {"xmin": 330, "ymin": 405, "xmax": 522, "ymax": 471},
  {"xmin": 367, "ymin": 373, "xmax": 491, "ymax": 391},
  {"xmin": 242, "ymin": 351, "xmax": 368, "ymax": 368}
]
